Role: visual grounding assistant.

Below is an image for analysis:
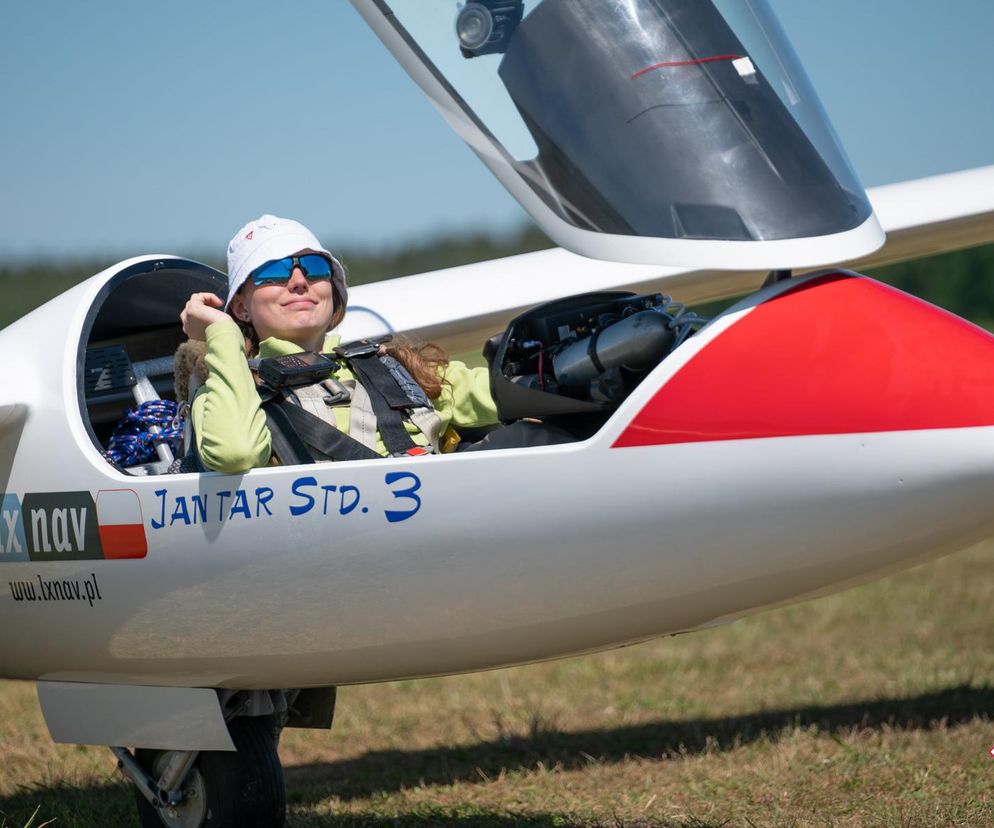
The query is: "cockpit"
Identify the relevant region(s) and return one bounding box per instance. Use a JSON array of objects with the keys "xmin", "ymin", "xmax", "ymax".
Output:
[
  {"xmin": 77, "ymin": 257, "xmax": 708, "ymax": 475},
  {"xmin": 78, "ymin": 258, "xmax": 225, "ymax": 475}
]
